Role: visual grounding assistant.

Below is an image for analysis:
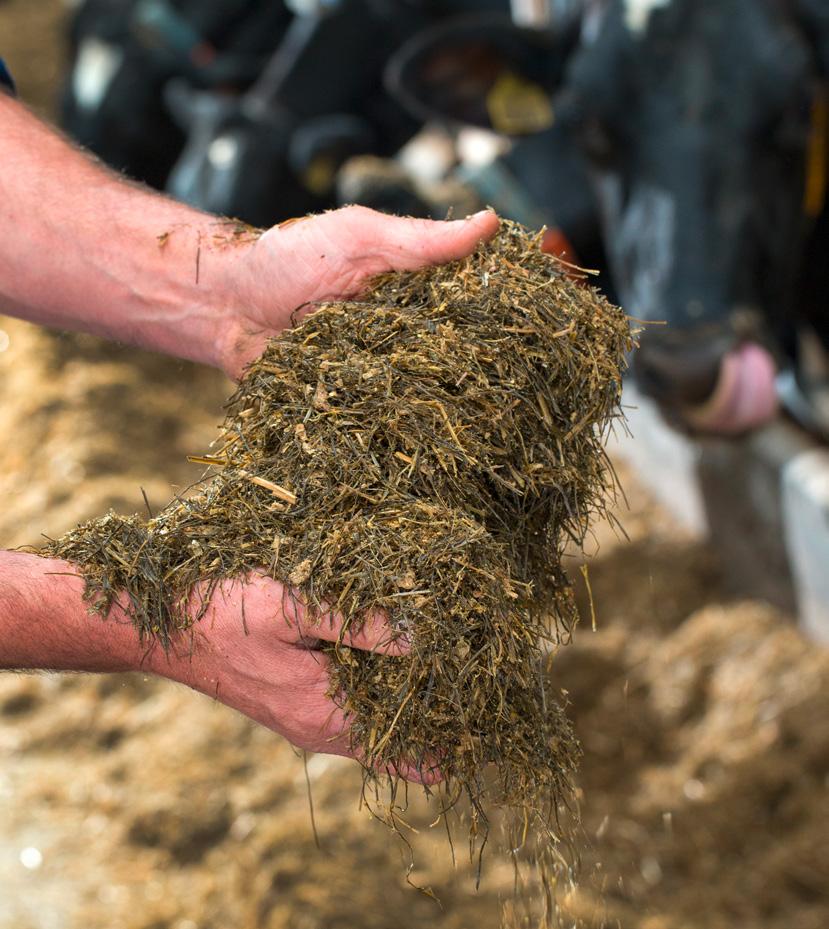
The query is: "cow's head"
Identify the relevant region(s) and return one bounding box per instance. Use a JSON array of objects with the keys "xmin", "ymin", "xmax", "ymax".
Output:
[{"xmin": 558, "ymin": 0, "xmax": 827, "ymax": 430}]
